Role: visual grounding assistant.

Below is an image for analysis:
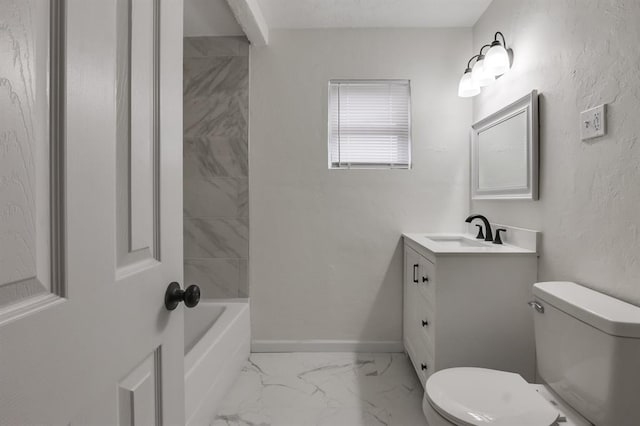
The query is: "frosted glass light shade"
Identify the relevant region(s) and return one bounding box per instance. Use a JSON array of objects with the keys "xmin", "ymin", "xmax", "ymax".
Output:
[
  {"xmin": 485, "ymin": 42, "xmax": 510, "ymax": 76},
  {"xmin": 471, "ymin": 58, "xmax": 495, "ymax": 87},
  {"xmin": 458, "ymin": 70, "xmax": 480, "ymax": 98}
]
